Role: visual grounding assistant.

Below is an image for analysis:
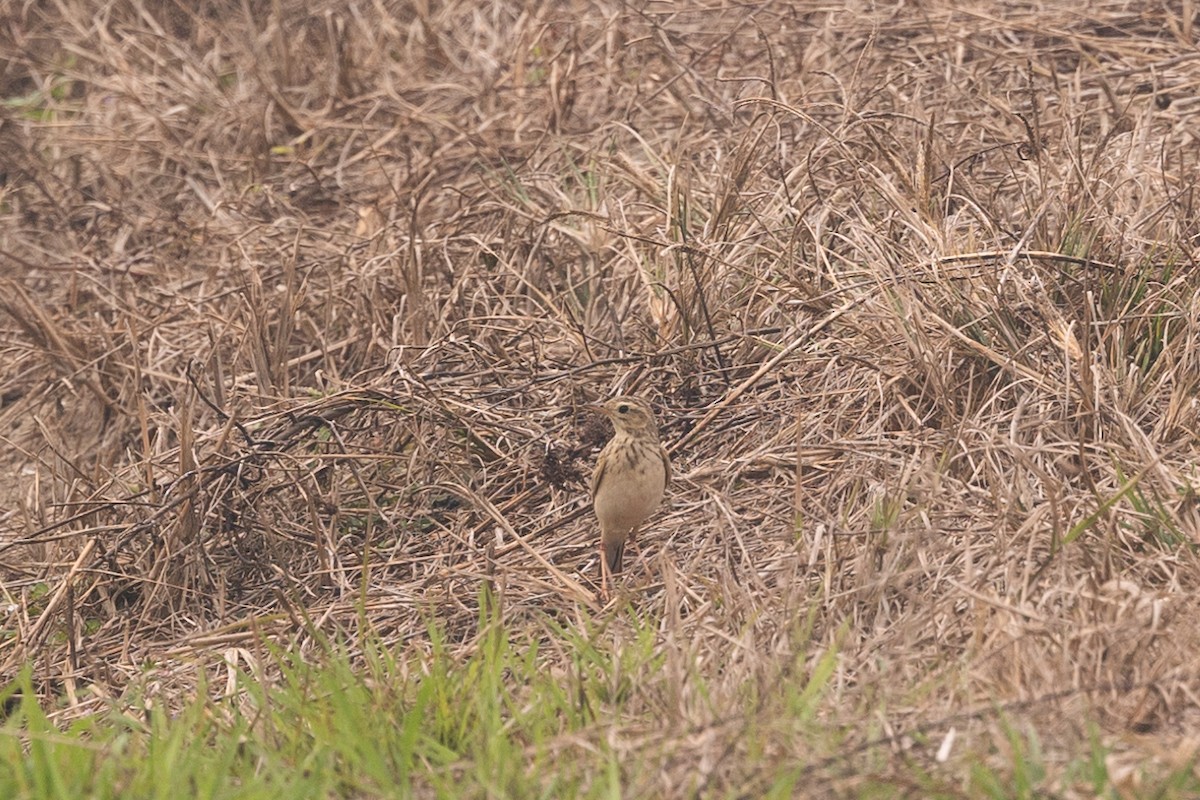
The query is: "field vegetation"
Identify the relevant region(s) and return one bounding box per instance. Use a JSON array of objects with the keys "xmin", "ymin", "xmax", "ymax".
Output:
[{"xmin": 3, "ymin": 0, "xmax": 1200, "ymax": 796}]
